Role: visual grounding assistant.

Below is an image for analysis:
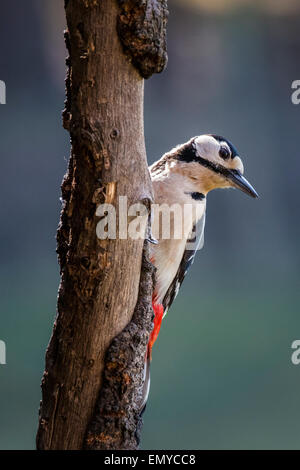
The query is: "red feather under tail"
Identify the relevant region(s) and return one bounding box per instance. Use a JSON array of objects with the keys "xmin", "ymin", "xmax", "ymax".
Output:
[{"xmin": 147, "ymin": 299, "xmax": 164, "ymax": 360}]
